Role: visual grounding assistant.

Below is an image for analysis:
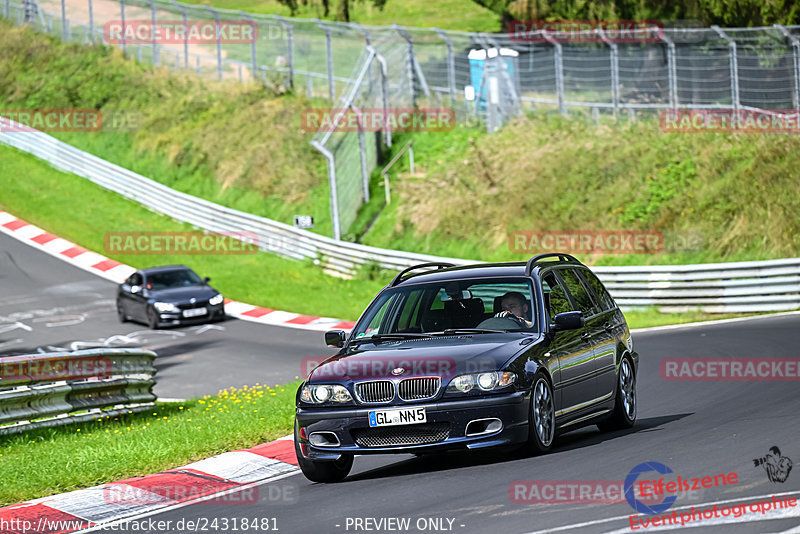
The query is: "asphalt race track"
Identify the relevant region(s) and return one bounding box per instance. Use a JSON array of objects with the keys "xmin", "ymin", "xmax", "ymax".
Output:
[
  {"xmin": 120, "ymin": 313, "xmax": 800, "ymax": 534},
  {"xmin": 0, "ymin": 232, "xmax": 337, "ymax": 398},
  {"xmin": 4, "ymin": 231, "xmax": 800, "ymax": 533}
]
